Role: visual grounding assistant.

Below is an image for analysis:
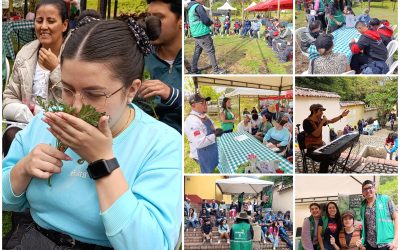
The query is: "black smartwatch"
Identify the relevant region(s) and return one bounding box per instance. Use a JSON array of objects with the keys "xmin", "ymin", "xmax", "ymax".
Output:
[{"xmin": 87, "ymin": 158, "xmax": 119, "ymax": 180}]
